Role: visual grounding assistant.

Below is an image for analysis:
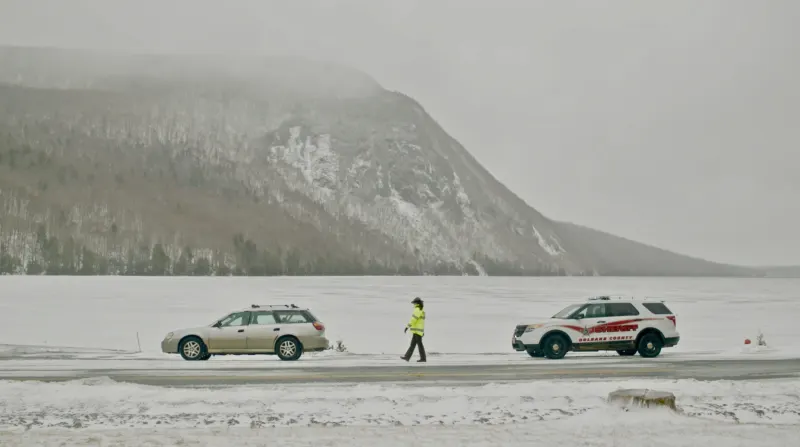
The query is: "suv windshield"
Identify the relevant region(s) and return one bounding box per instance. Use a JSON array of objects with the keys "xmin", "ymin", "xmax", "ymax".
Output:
[{"xmin": 552, "ymin": 304, "xmax": 582, "ymax": 319}]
